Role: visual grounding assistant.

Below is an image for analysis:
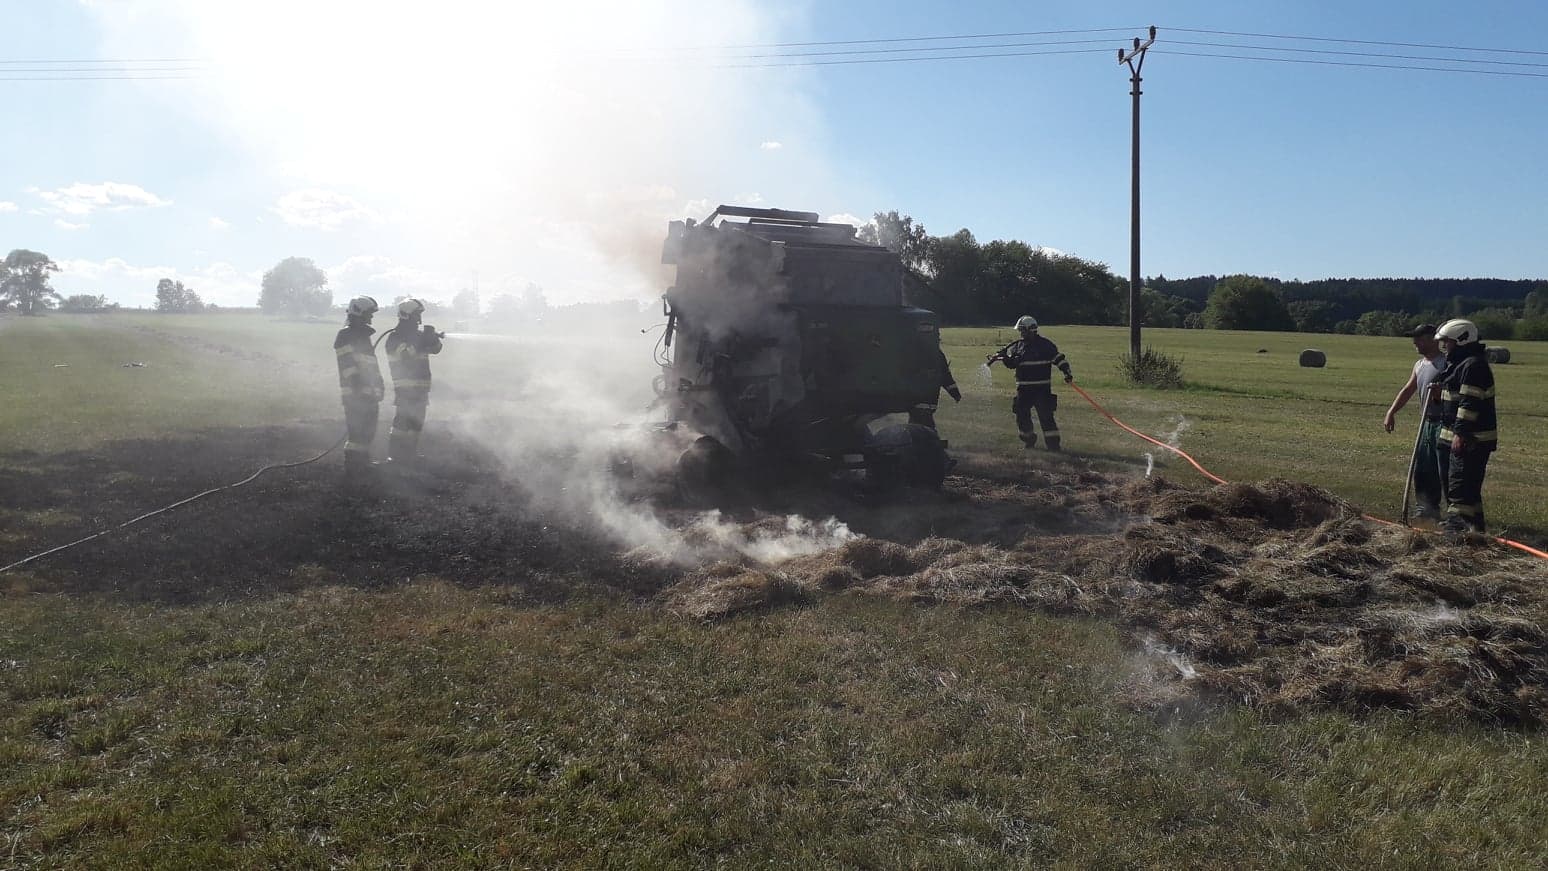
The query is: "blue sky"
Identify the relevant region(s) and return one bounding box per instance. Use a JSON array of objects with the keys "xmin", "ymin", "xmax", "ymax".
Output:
[{"xmin": 4, "ymin": 1, "xmax": 1548, "ymax": 308}]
